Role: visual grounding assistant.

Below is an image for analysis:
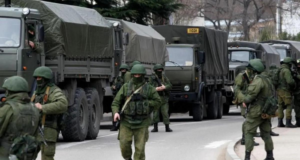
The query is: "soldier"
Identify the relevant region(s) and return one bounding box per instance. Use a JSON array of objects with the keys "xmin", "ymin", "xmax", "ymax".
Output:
[
  {"xmin": 124, "ymin": 61, "xmax": 141, "ymax": 83},
  {"xmin": 110, "ymin": 64, "xmax": 130, "ymax": 131},
  {"xmin": 0, "ymin": 76, "xmax": 40, "ymax": 160},
  {"xmin": 149, "ymin": 64, "xmax": 173, "ymax": 132},
  {"xmin": 237, "ymin": 59, "xmax": 274, "ymax": 160},
  {"xmin": 234, "ymin": 69, "xmax": 259, "ymax": 146},
  {"xmin": 27, "ymin": 24, "xmax": 42, "ymax": 53},
  {"xmin": 31, "ymin": 66, "xmax": 68, "ymax": 160},
  {"xmin": 111, "ymin": 64, "xmax": 161, "ymax": 160},
  {"xmin": 277, "ymin": 57, "xmax": 296, "ymax": 128},
  {"xmin": 294, "ymin": 59, "xmax": 300, "ymax": 127}
]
